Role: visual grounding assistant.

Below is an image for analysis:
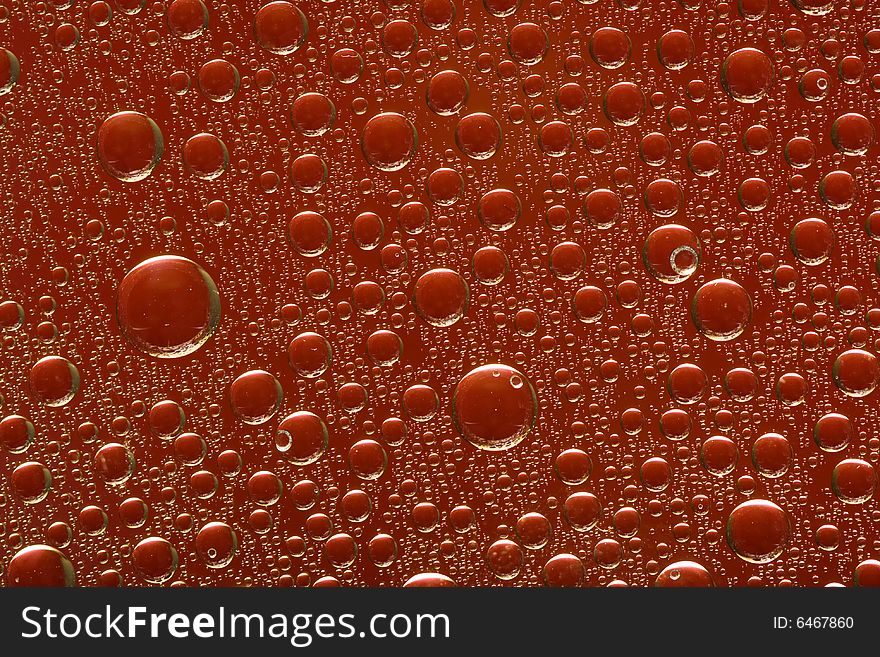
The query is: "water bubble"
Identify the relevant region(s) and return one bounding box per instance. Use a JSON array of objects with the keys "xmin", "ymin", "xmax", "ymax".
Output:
[
  {"xmin": 854, "ymin": 560, "xmax": 880, "ymax": 587},
  {"xmin": 79, "ymin": 505, "xmax": 108, "ymax": 536},
  {"xmin": 751, "ymin": 433, "xmax": 792, "ymax": 478},
  {"xmin": 508, "ymin": 22, "xmax": 548, "ymax": 65},
  {"xmin": 687, "ymin": 140, "xmax": 723, "ymax": 177},
  {"xmin": 603, "ymin": 82, "xmax": 645, "ymax": 126},
  {"xmin": 554, "ymin": 448, "xmax": 592, "ymax": 485},
  {"xmin": 659, "ymin": 408, "xmax": 691, "ymax": 441},
  {"xmin": 412, "ymin": 268, "xmax": 469, "ymax": 327},
  {"xmin": 455, "ymin": 112, "xmax": 502, "ymax": 160},
  {"xmin": 831, "ymin": 113, "xmax": 874, "ymax": 156},
  {"xmin": 289, "ymin": 153, "xmax": 327, "ymax": 193},
  {"xmin": 96, "ymin": 111, "xmax": 163, "ymax": 182},
  {"xmin": 361, "ymin": 112, "xmax": 418, "ymax": 171},
  {"xmin": 655, "ymin": 561, "xmax": 713, "ymax": 587},
  {"xmin": 832, "ymin": 459, "xmax": 877, "ymax": 504},
  {"xmin": 426, "ymin": 69, "xmax": 469, "ymax": 115},
  {"xmin": 175, "ymin": 434, "xmax": 206, "ymax": 467},
  {"xmin": 0, "ymin": 415, "xmax": 35, "ymax": 453},
  {"xmin": 738, "ymin": 177, "xmax": 770, "ymax": 211},
  {"xmin": 472, "ymin": 246, "xmax": 509, "ymax": 285},
  {"xmin": 183, "ymin": 133, "xmax": 228, "ymax": 180},
  {"xmin": 590, "ymin": 27, "xmax": 631, "ymax": 68},
  {"xmin": 132, "ymin": 537, "xmax": 178, "ymax": 583},
  {"xmin": 11, "ymin": 462, "xmax": 52, "ymax": 503},
  {"xmin": 382, "ymin": 20, "xmax": 418, "ymax": 58},
  {"xmin": 118, "ymin": 498, "xmax": 148, "ymax": 529},
  {"xmin": 288, "ymin": 211, "xmax": 332, "ymax": 257},
  {"xmin": 726, "ymin": 499, "xmax": 791, "ymax": 564},
  {"xmin": 486, "ymin": 539, "xmax": 523, "ymax": 580},
  {"xmin": 667, "ymin": 363, "xmax": 707, "ymax": 404},
  {"xmin": 819, "ymin": 170, "xmax": 856, "ymax": 210},
  {"xmin": 814, "ymin": 524, "xmax": 839, "ymax": 551},
  {"xmin": 542, "ymin": 553, "xmax": 584, "ymax": 587},
  {"xmin": 640, "ymin": 457, "xmax": 671, "ymax": 492},
  {"xmin": 421, "ymin": 0, "xmax": 456, "ymax": 30},
  {"xmin": 798, "ymin": 68, "xmax": 831, "ymax": 102},
  {"xmin": 691, "ymin": 278, "xmax": 752, "ymax": 341},
  {"xmin": 427, "ymin": 167, "xmax": 463, "ymax": 206},
  {"xmin": 516, "ymin": 512, "xmax": 552, "ymax": 549},
  {"xmin": 402, "ymin": 384, "xmax": 440, "ymax": 422},
  {"xmin": 166, "ymin": 0, "xmax": 209, "ymax": 40},
  {"xmin": 743, "ymin": 124, "xmax": 771, "ymax": 154},
  {"xmin": 247, "ymin": 471, "xmax": 283, "ymax": 507},
  {"xmin": 229, "ymin": 370, "xmax": 283, "ymax": 424},
  {"xmin": 643, "ymin": 224, "xmax": 700, "ymax": 283},
  {"xmin": 396, "ymin": 202, "xmax": 428, "ymax": 236},
  {"xmin": 784, "ymin": 136, "xmax": 816, "ymax": 169},
  {"xmin": 791, "ymin": 0, "xmax": 832, "ymax": 15},
  {"xmin": 832, "ymin": 349, "xmax": 879, "ymax": 397},
  {"xmin": 288, "ymin": 331, "xmax": 332, "ymax": 378},
  {"xmin": 196, "ymin": 522, "xmax": 238, "ymax": 568},
  {"xmin": 324, "ymin": 533, "xmax": 358, "ymax": 568},
  {"xmin": 538, "ymin": 121, "xmax": 573, "ymax": 157},
  {"xmin": 116, "ymin": 0, "xmax": 146, "ymax": 15},
  {"xmin": 572, "ymin": 285, "xmax": 607, "ymax": 323},
  {"xmin": 789, "ymin": 218, "xmax": 834, "ymax": 265},
  {"xmin": 366, "ymin": 329, "xmax": 403, "ymax": 366},
  {"xmin": 584, "ymin": 188, "xmax": 622, "ymax": 228},
  {"xmin": 657, "ymin": 29, "xmax": 694, "ymax": 69},
  {"xmin": 403, "ymin": 573, "xmax": 456, "ymax": 587},
  {"xmin": 563, "ymin": 492, "xmax": 601, "ymax": 532},
  {"xmin": 640, "ymin": 132, "xmax": 671, "ymax": 166},
  {"xmin": 721, "ymin": 48, "xmax": 774, "ymax": 103},
  {"xmin": 116, "ymin": 256, "xmax": 221, "ymax": 358},
  {"xmin": 478, "ymin": 188, "xmax": 520, "ymax": 232},
  {"xmin": 29, "ymin": 356, "xmax": 79, "ymax": 407},
  {"xmin": 197, "ymin": 59, "xmax": 240, "ymax": 102},
  {"xmin": 813, "ymin": 413, "xmax": 852, "ymax": 452},
  {"xmin": 0, "ymin": 47, "xmax": 20, "ymax": 95},
  {"xmin": 149, "ymin": 400, "xmax": 185, "ymax": 438},
  {"xmin": 94, "ymin": 442, "xmax": 135, "ymax": 484},
  {"xmin": 291, "ymin": 92, "xmax": 335, "ymax": 137},
  {"xmin": 276, "ymin": 411, "xmax": 328, "ymax": 465},
  {"xmin": 352, "ymin": 281, "xmax": 385, "ymax": 315},
  {"xmin": 0, "ymin": 299, "xmax": 23, "ymax": 330},
  {"xmin": 701, "ymin": 436, "xmax": 738, "ymax": 476},
  {"xmin": 368, "ymin": 534, "xmax": 398, "ymax": 568},
  {"xmin": 549, "ymin": 242, "xmax": 585, "ymax": 280},
  {"xmin": 775, "ymin": 372, "xmax": 807, "ymax": 407},
  {"xmin": 6, "ymin": 545, "xmax": 75, "ymax": 586},
  {"xmin": 452, "ymin": 364, "xmax": 537, "ymax": 451},
  {"xmin": 254, "ymin": 1, "xmax": 308, "ymax": 54},
  {"xmin": 340, "ymin": 490, "xmax": 372, "ymax": 523},
  {"xmin": 349, "ymin": 439, "xmax": 388, "ymax": 479},
  {"xmin": 329, "ymin": 47, "xmax": 363, "ymax": 84},
  {"xmin": 644, "ymin": 178, "xmax": 683, "ymax": 217},
  {"xmin": 555, "ymin": 82, "xmax": 587, "ymax": 115}
]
